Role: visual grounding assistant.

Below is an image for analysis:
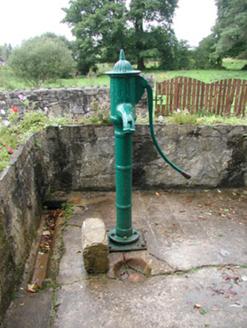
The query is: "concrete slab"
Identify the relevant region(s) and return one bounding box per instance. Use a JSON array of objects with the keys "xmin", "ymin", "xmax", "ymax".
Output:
[
  {"xmin": 3, "ymin": 189, "xmax": 247, "ymax": 328},
  {"xmin": 2, "ymin": 289, "xmax": 53, "ymax": 328},
  {"xmin": 56, "ymin": 225, "xmax": 87, "ymax": 285},
  {"xmin": 54, "ymin": 267, "xmax": 247, "ymax": 328}
]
